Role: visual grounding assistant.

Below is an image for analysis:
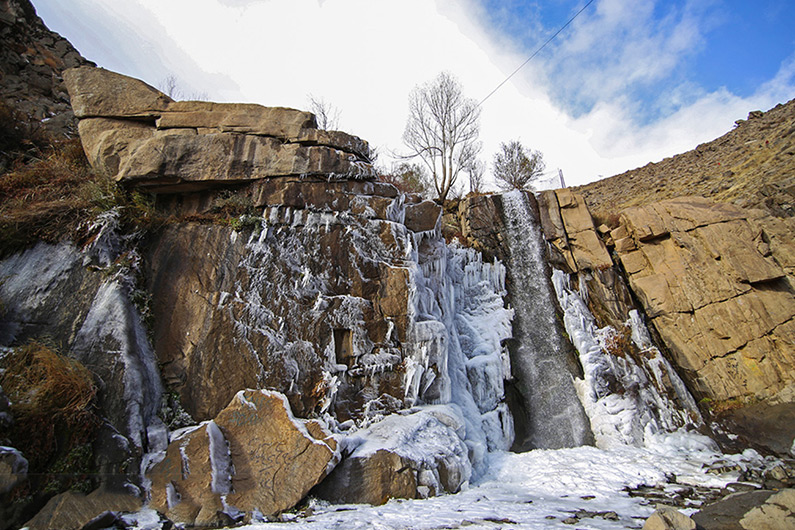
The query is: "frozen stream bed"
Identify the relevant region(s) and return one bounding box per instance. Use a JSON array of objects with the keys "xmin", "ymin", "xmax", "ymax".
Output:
[{"xmin": 127, "ymin": 431, "xmax": 761, "ymax": 530}]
